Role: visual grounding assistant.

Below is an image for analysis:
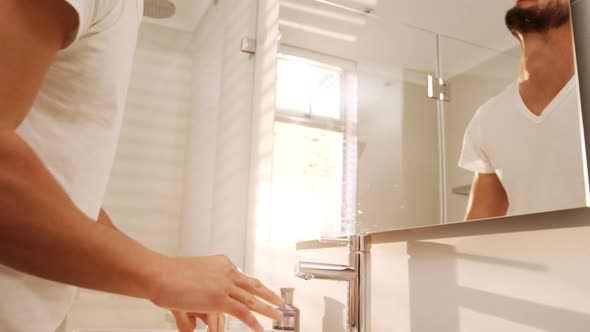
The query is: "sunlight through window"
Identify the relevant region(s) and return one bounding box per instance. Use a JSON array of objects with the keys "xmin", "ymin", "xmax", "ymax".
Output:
[
  {"xmin": 271, "ymin": 50, "xmax": 358, "ymax": 242},
  {"xmin": 276, "ymin": 56, "xmax": 342, "ymax": 119}
]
